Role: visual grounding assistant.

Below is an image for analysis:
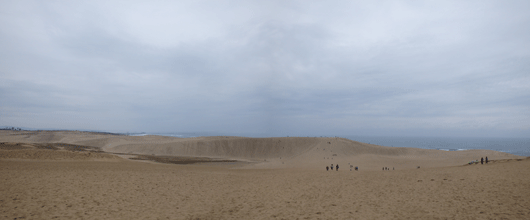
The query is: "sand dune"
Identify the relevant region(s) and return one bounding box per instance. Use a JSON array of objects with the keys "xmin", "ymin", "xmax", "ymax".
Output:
[
  {"xmin": 0, "ymin": 130, "xmax": 521, "ymax": 170},
  {"xmin": 1, "ymin": 130, "xmax": 529, "ymax": 219}
]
